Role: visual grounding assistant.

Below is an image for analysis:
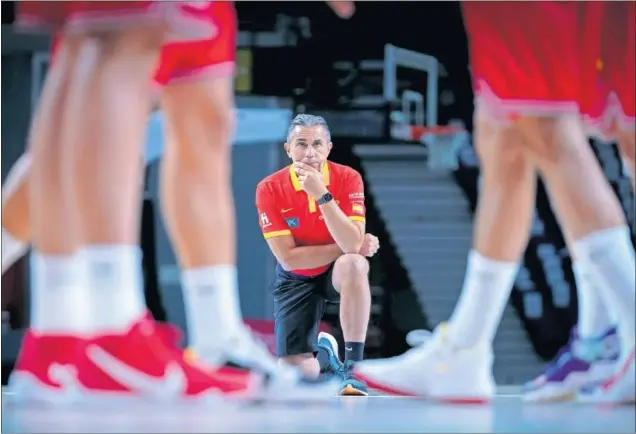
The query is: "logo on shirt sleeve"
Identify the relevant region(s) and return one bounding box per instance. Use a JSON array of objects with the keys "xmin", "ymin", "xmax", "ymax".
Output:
[
  {"xmin": 260, "ymin": 213, "xmax": 272, "ymax": 229},
  {"xmin": 349, "ymin": 192, "xmax": 364, "ymax": 200},
  {"xmin": 285, "ymin": 217, "xmax": 300, "ymax": 229}
]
